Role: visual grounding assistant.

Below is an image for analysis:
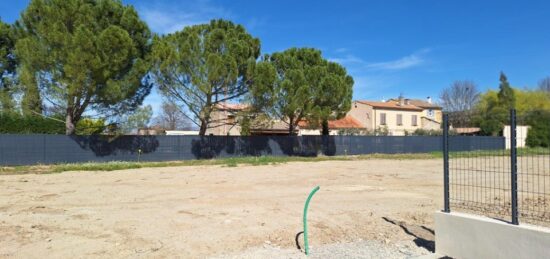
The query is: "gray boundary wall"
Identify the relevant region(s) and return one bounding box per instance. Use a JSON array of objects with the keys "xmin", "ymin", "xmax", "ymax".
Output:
[
  {"xmin": 435, "ymin": 211, "xmax": 550, "ymax": 259},
  {"xmin": 0, "ymin": 135, "xmax": 504, "ymax": 166}
]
